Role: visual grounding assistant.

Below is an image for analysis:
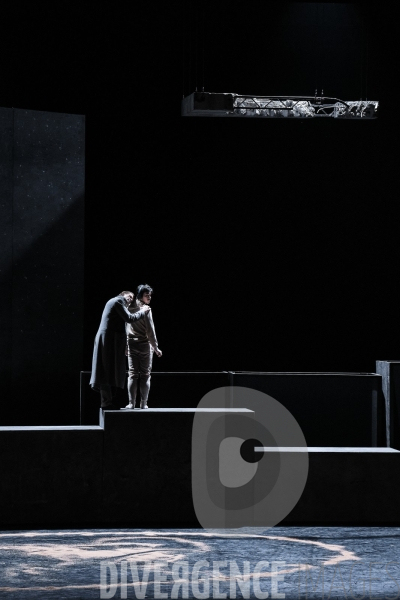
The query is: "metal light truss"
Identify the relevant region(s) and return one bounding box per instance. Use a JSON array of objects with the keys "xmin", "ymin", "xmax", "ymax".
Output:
[{"xmin": 182, "ymin": 92, "xmax": 379, "ymax": 119}]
